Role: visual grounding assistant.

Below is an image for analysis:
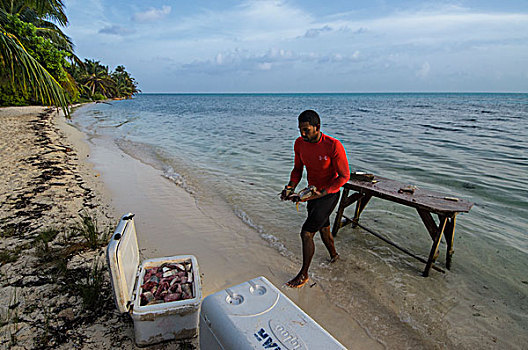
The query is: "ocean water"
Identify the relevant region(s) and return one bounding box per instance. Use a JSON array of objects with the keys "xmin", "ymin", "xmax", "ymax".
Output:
[{"xmin": 73, "ymin": 93, "xmax": 528, "ymax": 347}]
